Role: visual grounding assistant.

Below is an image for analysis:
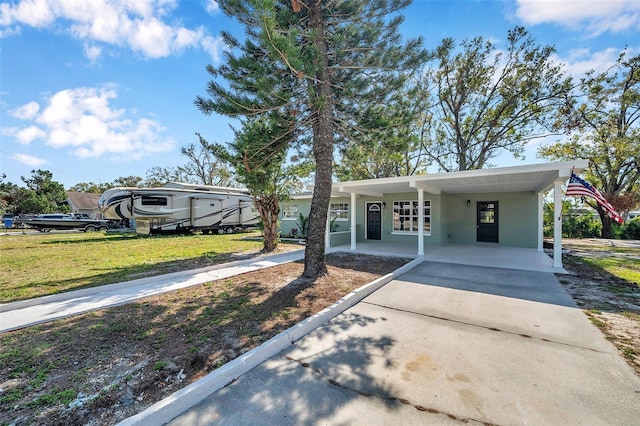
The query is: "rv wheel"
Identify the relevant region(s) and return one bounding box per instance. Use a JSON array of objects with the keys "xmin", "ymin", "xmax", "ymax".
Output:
[
  {"xmin": 217, "ymin": 228, "xmax": 225, "ymax": 235},
  {"xmin": 85, "ymin": 225, "xmax": 97, "ymax": 232}
]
